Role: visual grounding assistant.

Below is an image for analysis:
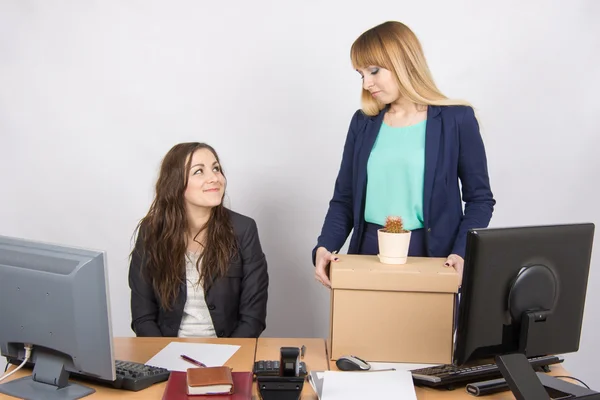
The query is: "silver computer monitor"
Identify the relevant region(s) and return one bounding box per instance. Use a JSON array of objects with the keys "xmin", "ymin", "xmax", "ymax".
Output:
[{"xmin": 0, "ymin": 235, "xmax": 115, "ymax": 400}]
